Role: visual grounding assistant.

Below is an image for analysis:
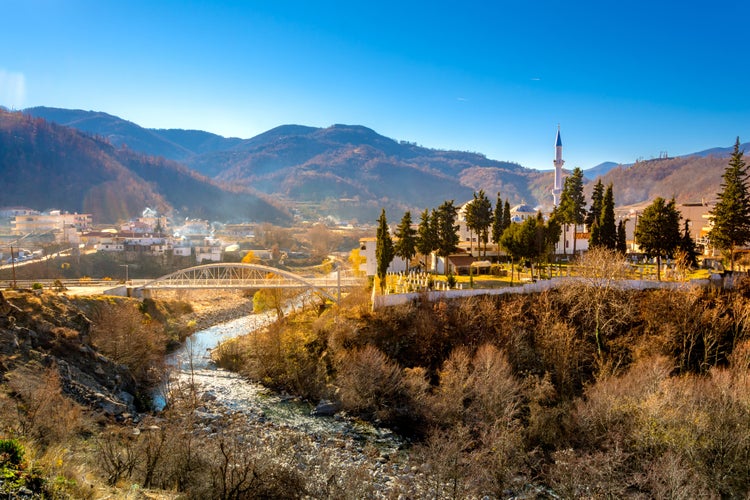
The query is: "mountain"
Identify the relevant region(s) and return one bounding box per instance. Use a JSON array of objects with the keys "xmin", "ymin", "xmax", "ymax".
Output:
[
  {"xmin": 595, "ymin": 155, "xmax": 729, "ymax": 207},
  {"xmin": 22, "ymin": 106, "xmax": 750, "ymax": 221},
  {"xmin": 23, "ymin": 107, "xmax": 242, "ymax": 161},
  {"xmin": 24, "ymin": 107, "xmax": 547, "ymax": 221},
  {"xmin": 0, "ymin": 110, "xmax": 290, "ymax": 224},
  {"xmin": 583, "ymin": 161, "xmax": 619, "ymax": 179}
]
